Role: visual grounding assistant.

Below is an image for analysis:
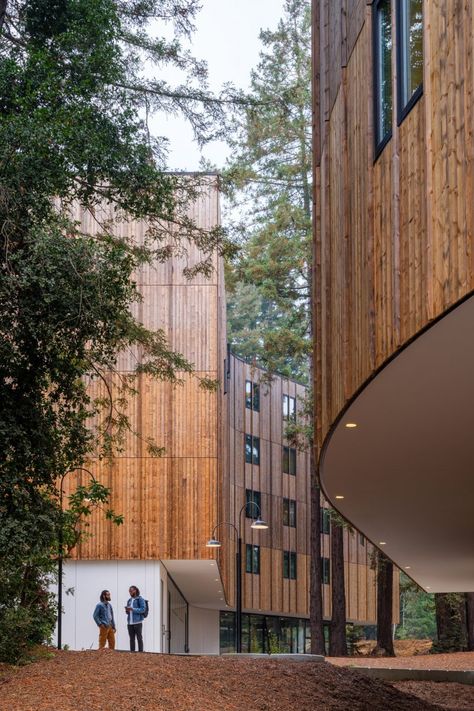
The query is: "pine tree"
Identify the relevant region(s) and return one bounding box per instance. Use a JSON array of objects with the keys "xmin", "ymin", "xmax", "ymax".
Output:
[{"xmin": 223, "ymin": 0, "xmax": 326, "ymax": 654}]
